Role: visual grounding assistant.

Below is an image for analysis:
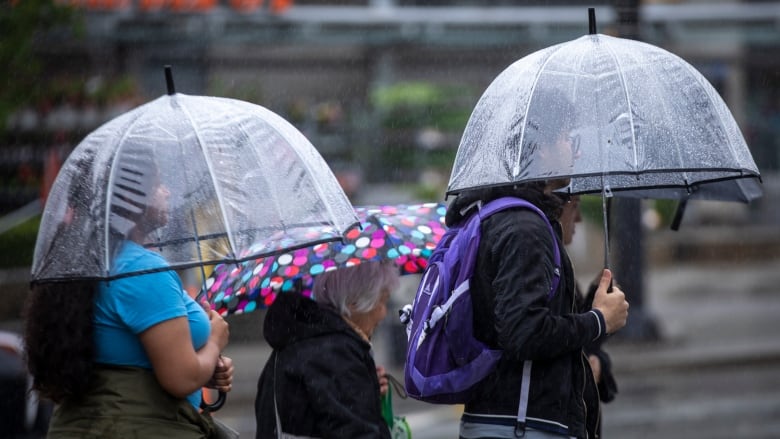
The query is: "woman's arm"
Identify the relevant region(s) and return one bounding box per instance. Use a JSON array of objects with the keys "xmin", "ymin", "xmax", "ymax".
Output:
[{"xmin": 140, "ymin": 309, "xmax": 229, "ymax": 398}]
